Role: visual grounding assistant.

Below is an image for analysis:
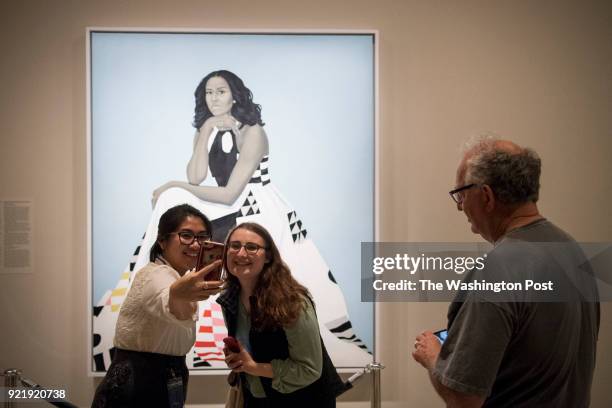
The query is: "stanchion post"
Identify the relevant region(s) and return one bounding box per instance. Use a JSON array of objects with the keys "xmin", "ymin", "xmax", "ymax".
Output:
[
  {"xmin": 366, "ymin": 362, "xmax": 384, "ymax": 408},
  {"xmin": 3, "ymin": 369, "xmax": 22, "ymax": 408}
]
